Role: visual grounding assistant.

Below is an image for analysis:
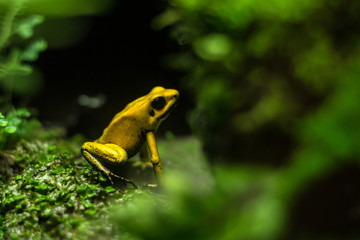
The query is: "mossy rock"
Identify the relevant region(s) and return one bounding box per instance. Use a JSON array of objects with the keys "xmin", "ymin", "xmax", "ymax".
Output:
[{"xmin": 0, "ymin": 128, "xmax": 210, "ymax": 239}]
